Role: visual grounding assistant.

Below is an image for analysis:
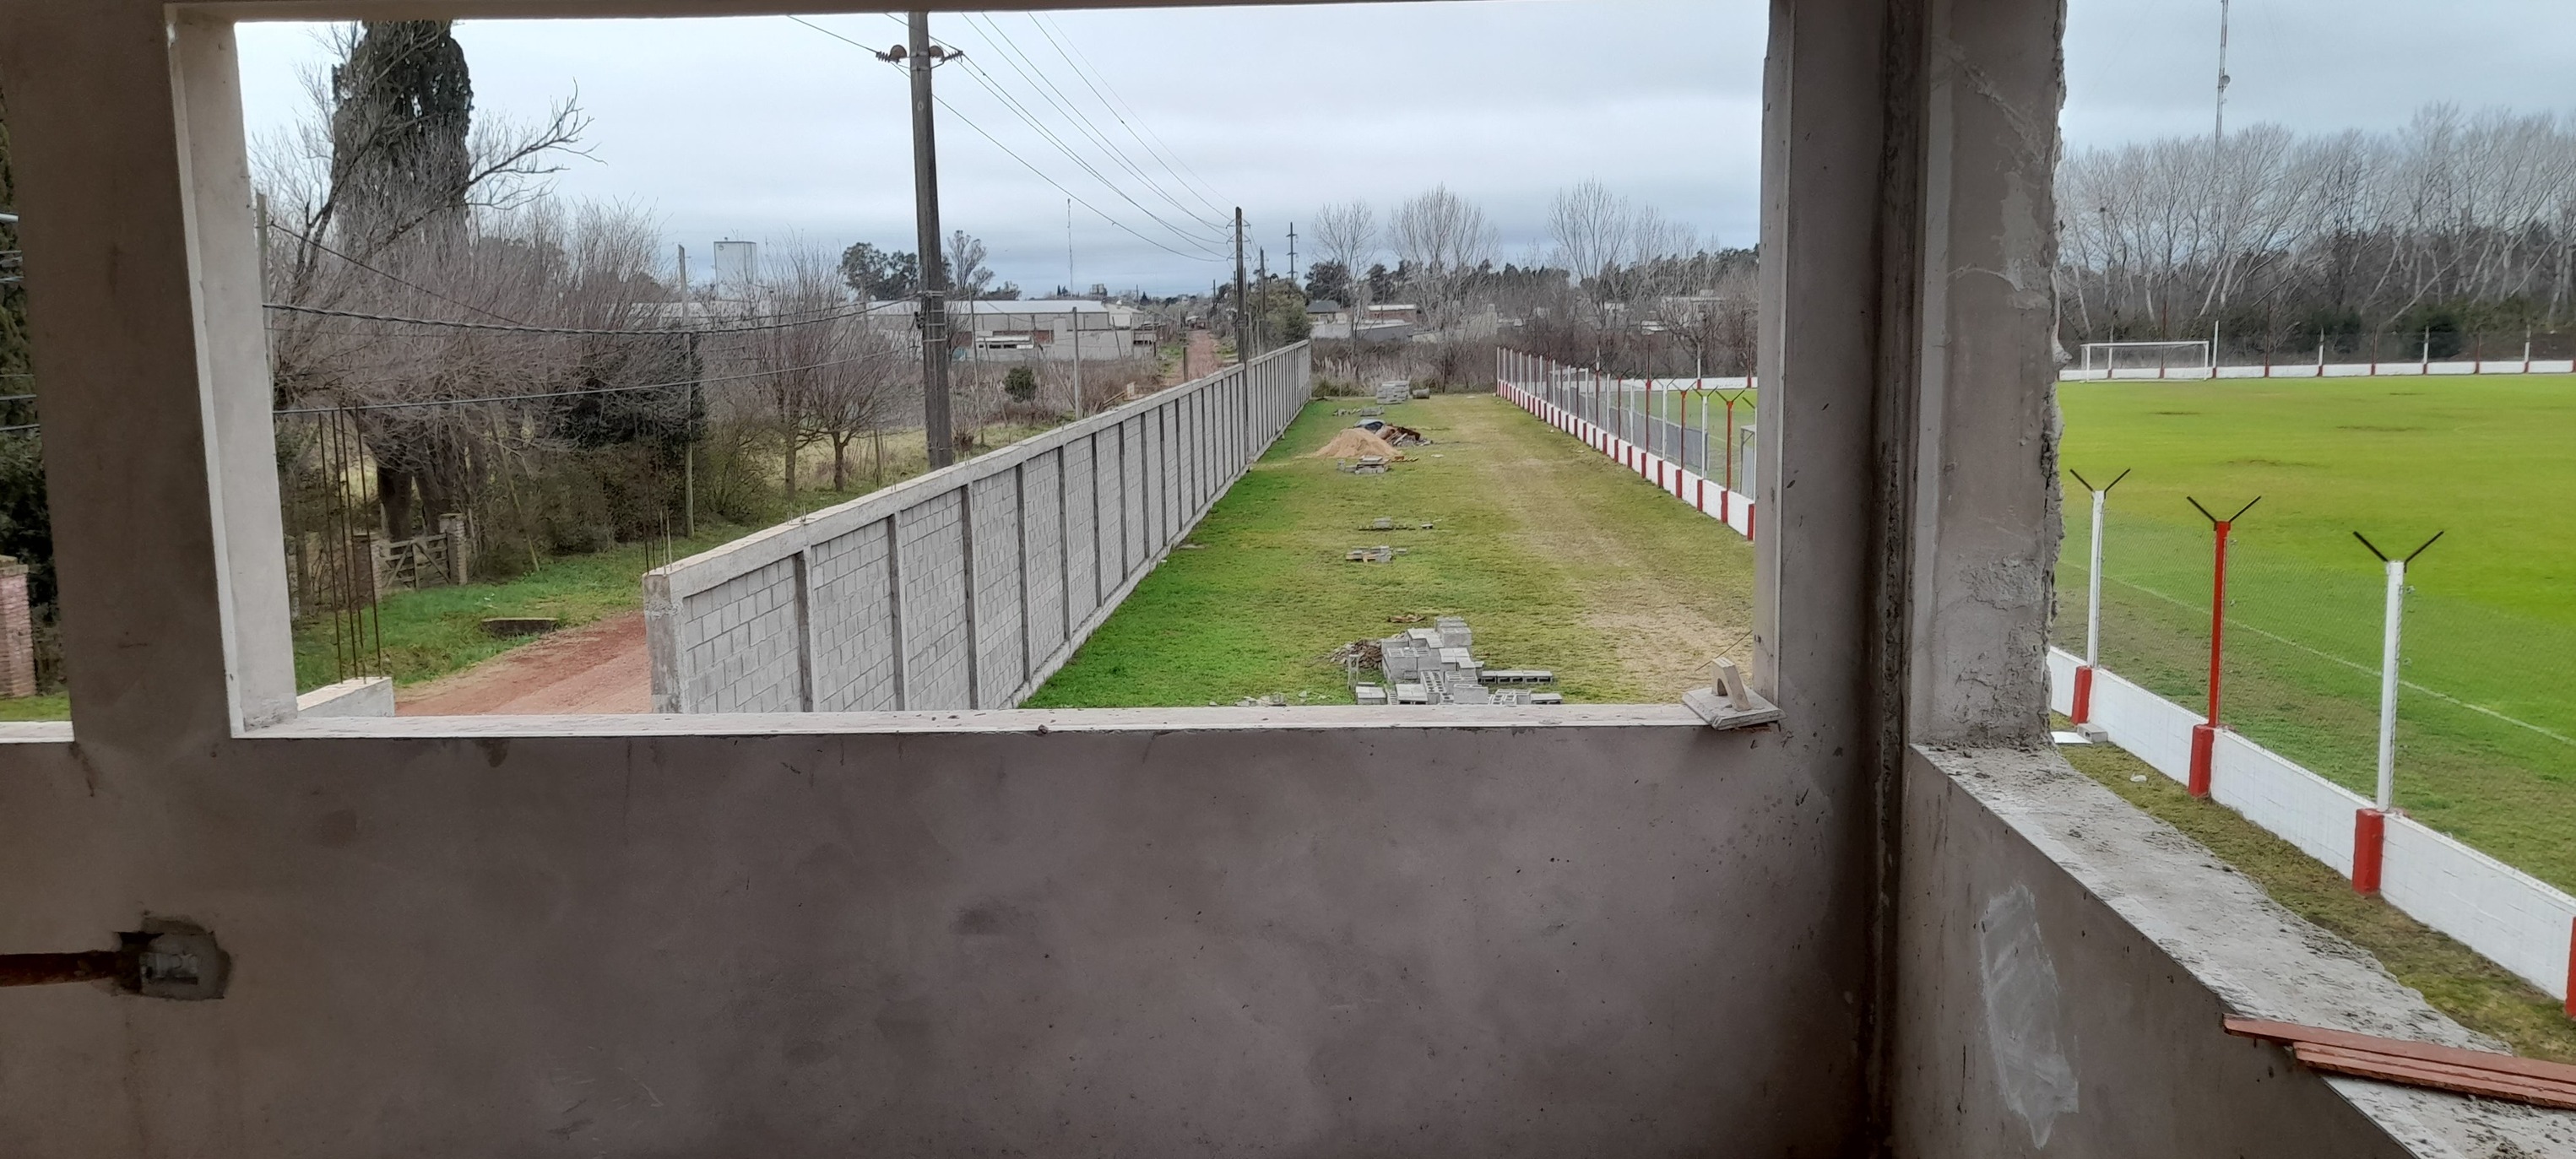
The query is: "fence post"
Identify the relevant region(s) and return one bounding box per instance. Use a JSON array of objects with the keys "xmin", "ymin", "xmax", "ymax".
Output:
[
  {"xmin": 2565, "ymin": 918, "xmax": 2575, "ymax": 1018},
  {"xmin": 2187, "ymin": 496, "xmax": 2259, "ymax": 797},
  {"xmin": 2352, "ymin": 530, "xmax": 2440, "ymax": 893}
]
